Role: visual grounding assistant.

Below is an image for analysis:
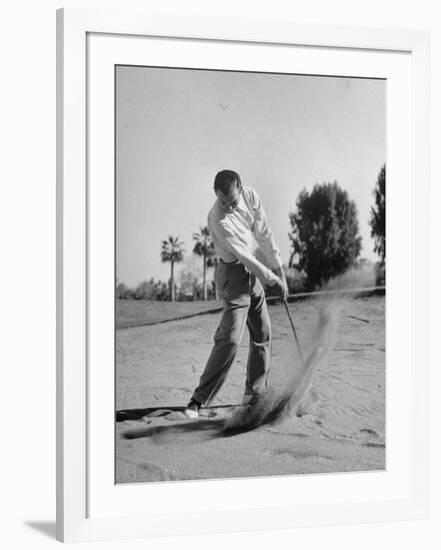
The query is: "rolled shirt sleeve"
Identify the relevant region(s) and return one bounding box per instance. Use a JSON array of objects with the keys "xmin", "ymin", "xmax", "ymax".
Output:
[{"xmin": 248, "ymin": 188, "xmax": 284, "ymax": 271}]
